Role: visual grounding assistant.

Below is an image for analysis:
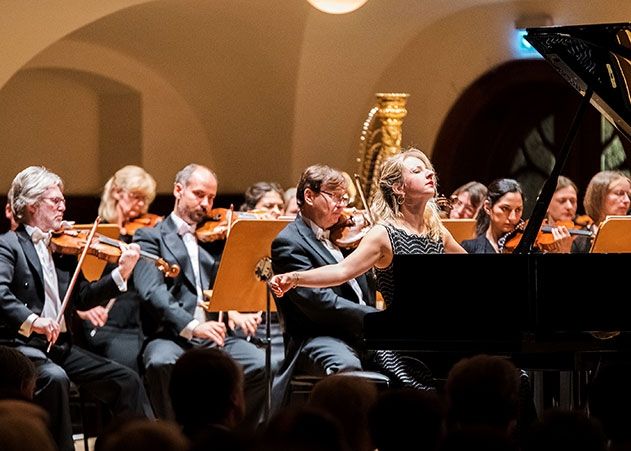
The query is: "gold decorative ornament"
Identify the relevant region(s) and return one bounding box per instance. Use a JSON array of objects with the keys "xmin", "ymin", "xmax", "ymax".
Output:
[{"xmin": 356, "ymin": 92, "xmax": 409, "ymax": 205}]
